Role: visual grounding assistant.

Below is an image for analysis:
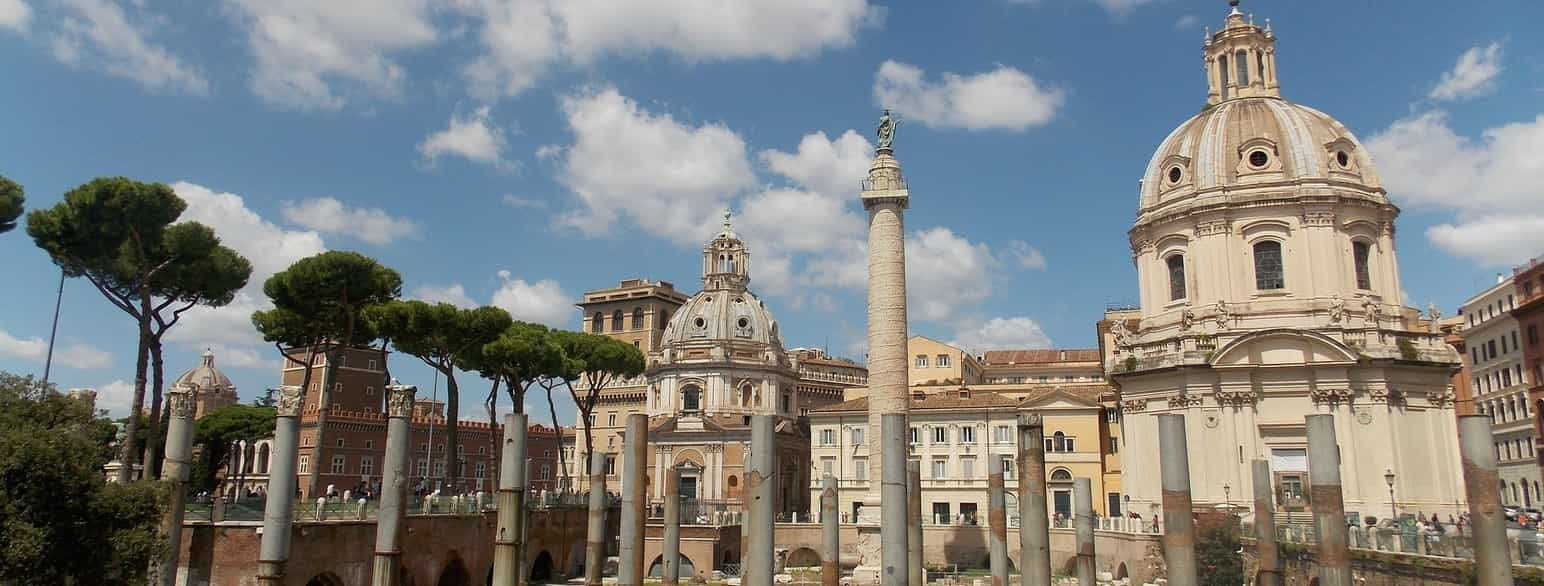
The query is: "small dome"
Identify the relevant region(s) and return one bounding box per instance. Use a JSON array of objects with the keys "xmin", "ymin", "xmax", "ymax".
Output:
[
  {"xmin": 660, "ymin": 290, "xmax": 782, "ymax": 349},
  {"xmin": 1138, "ymin": 97, "xmax": 1385, "ymax": 215},
  {"xmin": 174, "ymin": 349, "xmax": 236, "ymax": 393}
]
